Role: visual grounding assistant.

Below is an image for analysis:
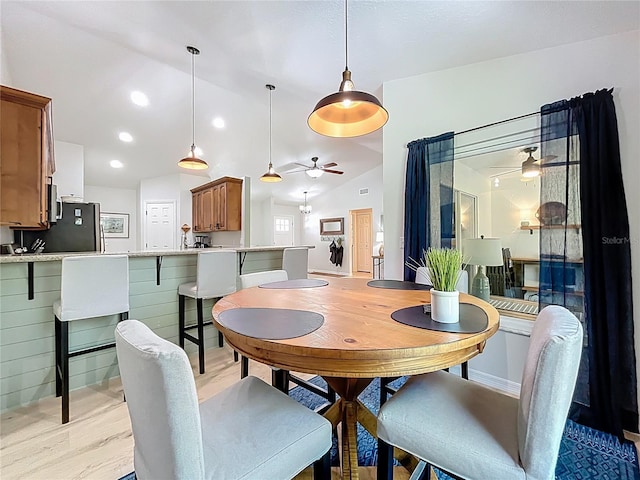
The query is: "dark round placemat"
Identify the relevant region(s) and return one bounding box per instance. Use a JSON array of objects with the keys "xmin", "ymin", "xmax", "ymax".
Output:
[
  {"xmin": 390, "ymin": 303, "xmax": 488, "ymax": 333},
  {"xmin": 367, "ymin": 279, "xmax": 432, "ymax": 290},
  {"xmin": 217, "ymin": 308, "xmax": 324, "ymax": 339},
  {"xmin": 259, "ymin": 279, "xmax": 329, "ymax": 289}
]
